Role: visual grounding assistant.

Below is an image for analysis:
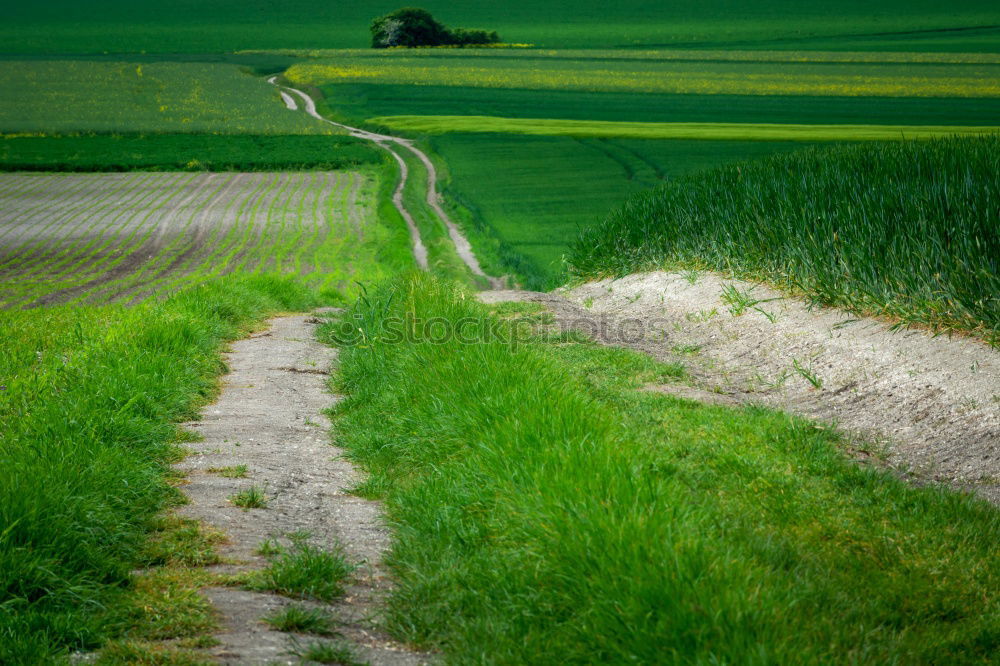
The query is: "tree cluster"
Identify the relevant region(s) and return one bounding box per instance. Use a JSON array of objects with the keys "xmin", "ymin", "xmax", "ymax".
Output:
[{"xmin": 371, "ymin": 8, "xmax": 500, "ymax": 48}]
